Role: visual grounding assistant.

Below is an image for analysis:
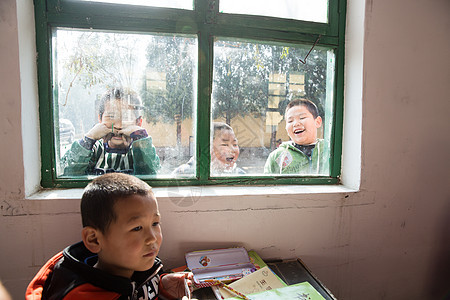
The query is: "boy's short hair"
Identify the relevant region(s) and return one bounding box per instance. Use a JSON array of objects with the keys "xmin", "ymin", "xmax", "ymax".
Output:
[
  {"xmin": 285, "ymin": 98, "xmax": 320, "ymax": 119},
  {"xmin": 81, "ymin": 173, "xmax": 153, "ymax": 233},
  {"xmin": 213, "ymin": 122, "xmax": 234, "ymax": 138},
  {"xmin": 97, "ymin": 87, "xmax": 143, "ymax": 119}
]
